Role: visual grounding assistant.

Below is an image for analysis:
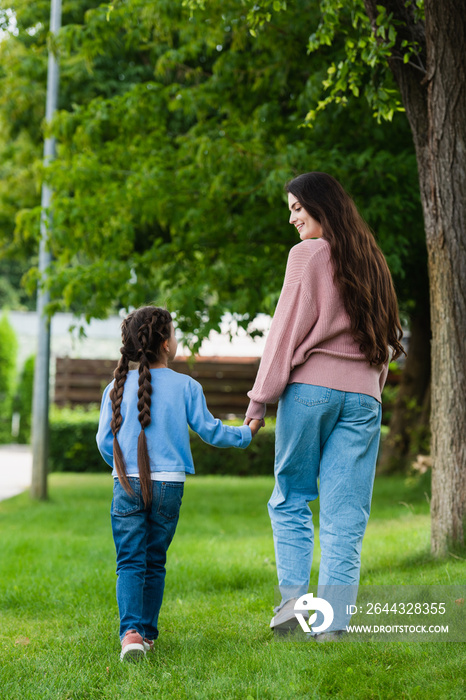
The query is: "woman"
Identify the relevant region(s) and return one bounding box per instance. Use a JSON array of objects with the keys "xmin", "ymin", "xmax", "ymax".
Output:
[{"xmin": 244, "ymin": 172, "xmax": 404, "ymax": 640}]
